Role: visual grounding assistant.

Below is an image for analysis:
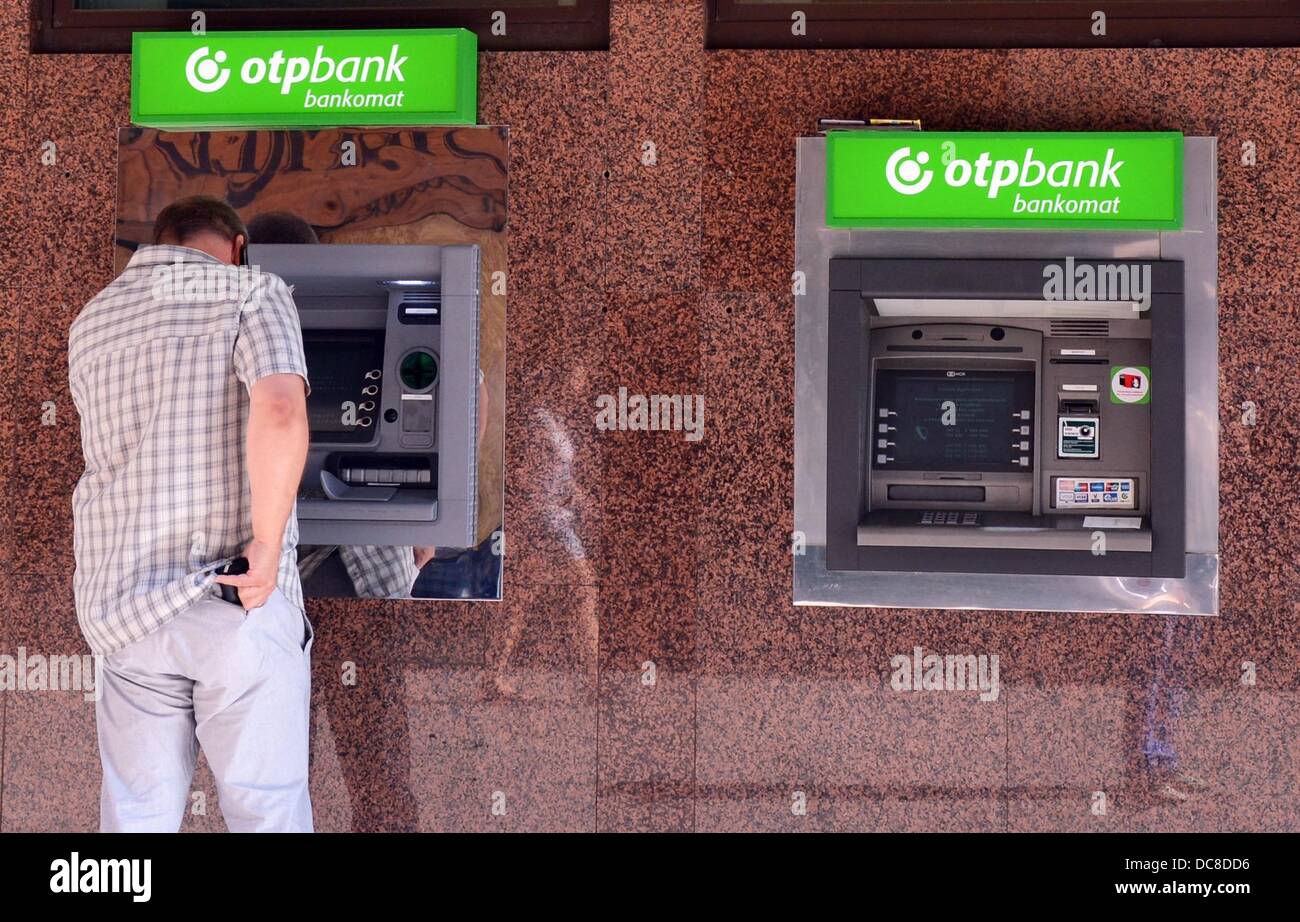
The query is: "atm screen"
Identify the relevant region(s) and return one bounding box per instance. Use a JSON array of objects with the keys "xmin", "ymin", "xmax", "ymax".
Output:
[
  {"xmin": 874, "ymin": 369, "xmax": 1034, "ymax": 473},
  {"xmin": 302, "ymin": 330, "xmax": 385, "ymax": 444}
]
